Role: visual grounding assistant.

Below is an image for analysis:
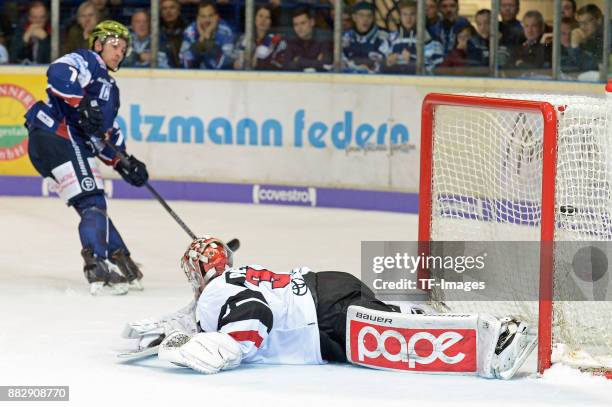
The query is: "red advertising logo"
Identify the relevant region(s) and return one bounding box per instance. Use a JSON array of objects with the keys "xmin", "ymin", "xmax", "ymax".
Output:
[
  {"xmin": 0, "ymin": 84, "xmax": 36, "ymax": 161},
  {"xmin": 350, "ymin": 321, "xmax": 477, "ymax": 372}
]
